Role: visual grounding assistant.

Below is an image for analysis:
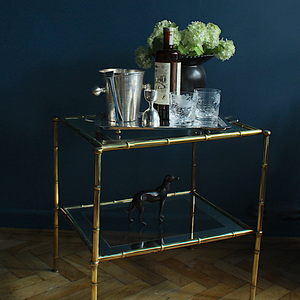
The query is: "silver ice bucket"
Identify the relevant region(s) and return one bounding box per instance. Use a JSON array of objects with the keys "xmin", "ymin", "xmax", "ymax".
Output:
[{"xmin": 92, "ymin": 68, "xmax": 149, "ymax": 123}]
